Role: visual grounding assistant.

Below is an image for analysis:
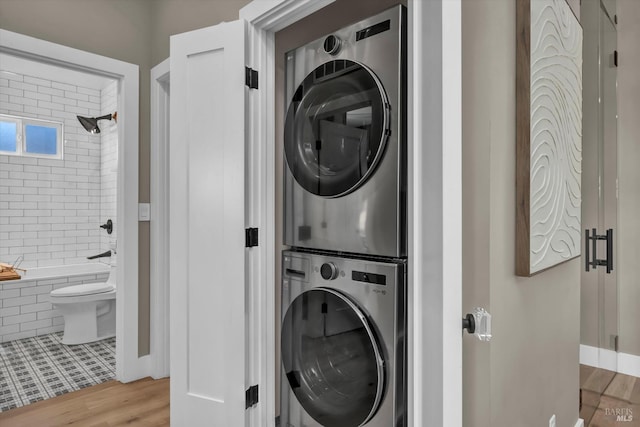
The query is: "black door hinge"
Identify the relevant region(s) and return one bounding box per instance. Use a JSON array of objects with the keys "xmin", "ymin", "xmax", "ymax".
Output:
[
  {"xmin": 245, "ymin": 228, "xmax": 259, "ymax": 247},
  {"xmin": 614, "ymin": 335, "xmax": 619, "ymax": 352},
  {"xmin": 245, "ymin": 384, "xmax": 259, "ymax": 409},
  {"xmin": 245, "ymin": 67, "xmax": 258, "ymax": 89},
  {"xmin": 614, "ymin": 50, "xmax": 618, "ymax": 67}
]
